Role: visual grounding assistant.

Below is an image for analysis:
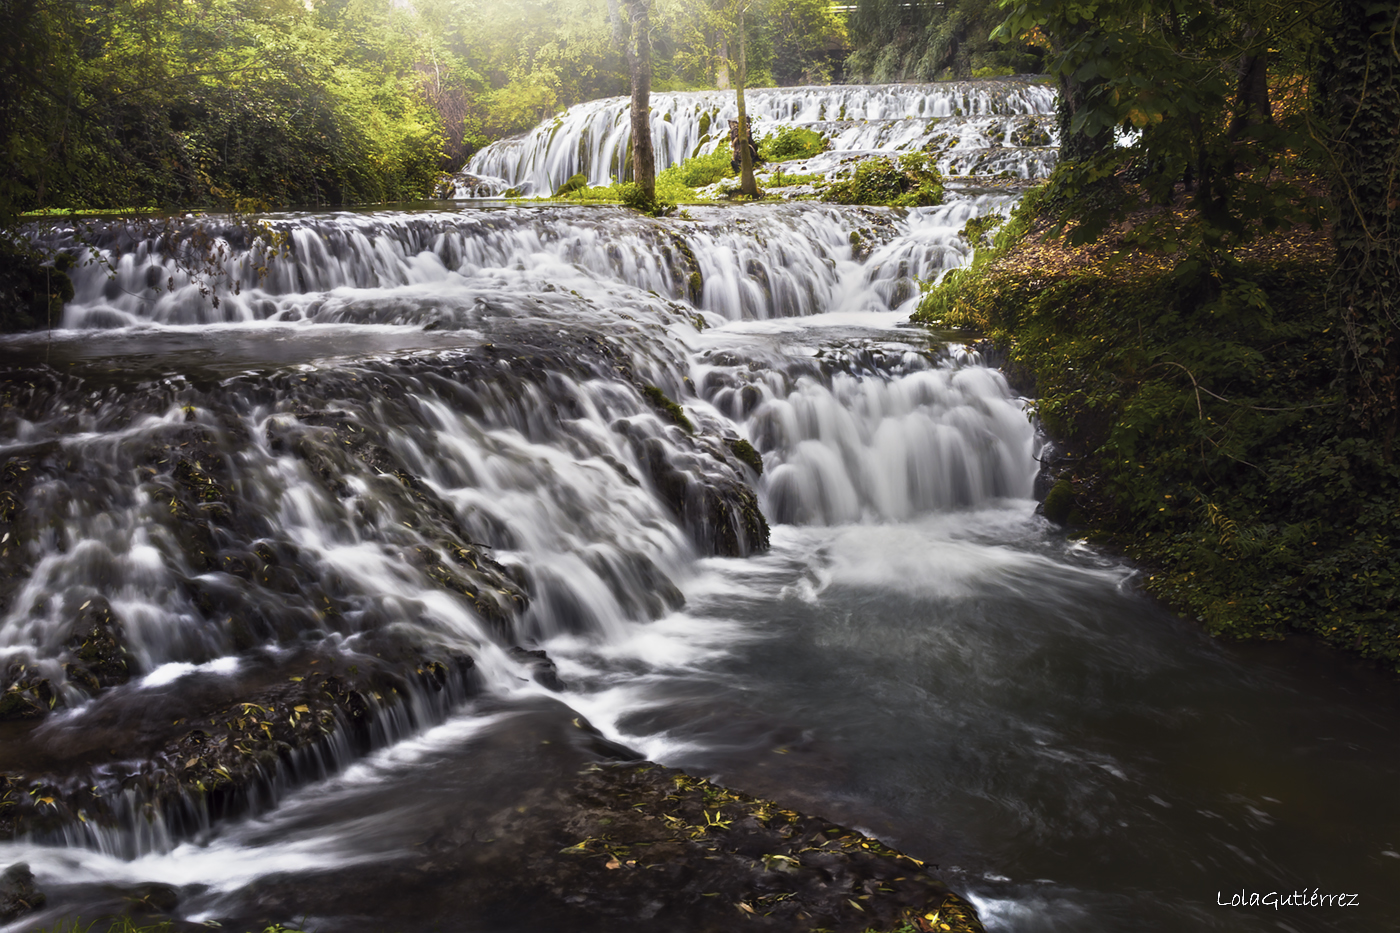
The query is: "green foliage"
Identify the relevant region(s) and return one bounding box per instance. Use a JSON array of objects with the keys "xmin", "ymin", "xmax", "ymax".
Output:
[
  {"xmin": 992, "ymin": 0, "xmax": 1330, "ymax": 251},
  {"xmin": 757, "ymin": 126, "xmax": 827, "ymax": 162},
  {"xmin": 822, "ymin": 153, "xmax": 945, "ymax": 208},
  {"xmin": 765, "ymin": 168, "xmax": 823, "ymax": 187},
  {"xmin": 619, "ymin": 182, "xmax": 677, "ymax": 217},
  {"xmin": 657, "ymin": 148, "xmax": 735, "ymax": 190},
  {"xmin": 1, "ymin": 0, "xmax": 450, "ymax": 217},
  {"xmin": 554, "ymin": 173, "xmax": 590, "ymax": 196},
  {"xmin": 919, "ymin": 192, "xmax": 1400, "ymax": 671},
  {"xmin": 845, "ymin": 0, "xmax": 1039, "ymax": 82},
  {"xmin": 661, "ymin": 0, "xmax": 848, "ymax": 89}
]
